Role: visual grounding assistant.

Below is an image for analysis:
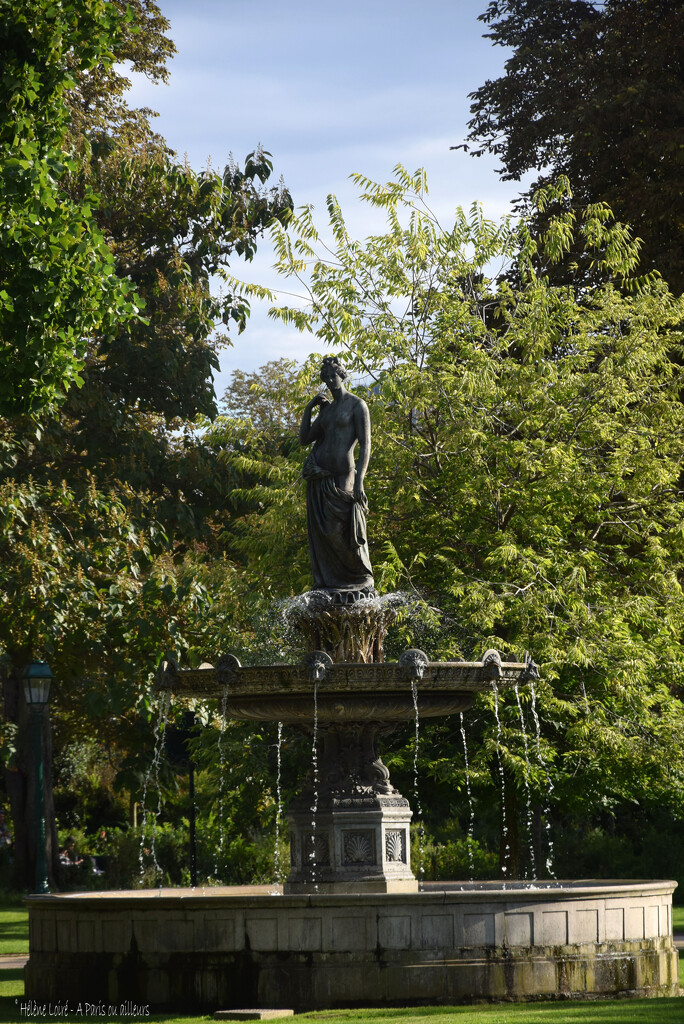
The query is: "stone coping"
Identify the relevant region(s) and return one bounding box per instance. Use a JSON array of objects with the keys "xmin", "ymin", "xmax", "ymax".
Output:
[
  {"xmin": 25, "ymin": 878, "xmax": 677, "ymax": 908},
  {"xmin": 157, "ymin": 660, "xmax": 529, "ymax": 698},
  {"xmin": 214, "ymin": 1013, "xmax": 294, "ymax": 1021}
]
